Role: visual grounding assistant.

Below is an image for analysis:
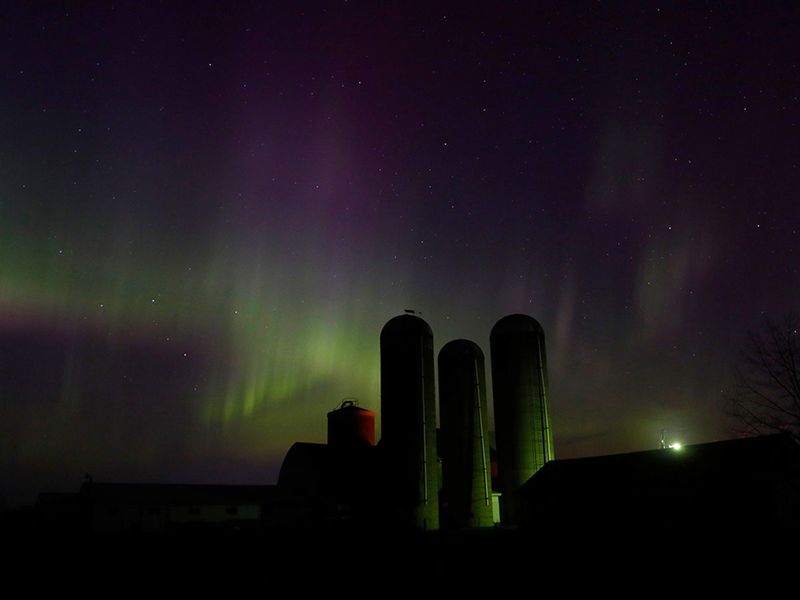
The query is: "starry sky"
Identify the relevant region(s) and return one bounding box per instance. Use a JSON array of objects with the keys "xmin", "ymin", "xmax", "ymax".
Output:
[{"xmin": 2, "ymin": 2, "xmax": 799, "ymax": 506}]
